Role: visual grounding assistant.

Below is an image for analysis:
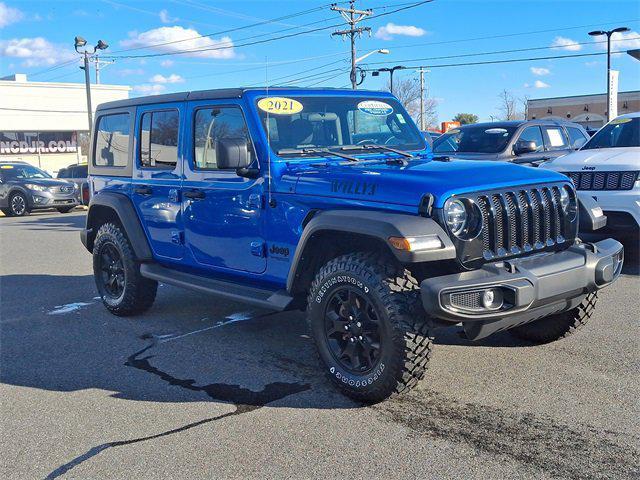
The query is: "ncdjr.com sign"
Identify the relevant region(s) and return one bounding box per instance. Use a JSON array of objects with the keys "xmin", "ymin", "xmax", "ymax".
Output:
[{"xmin": 0, "ymin": 140, "xmax": 78, "ymax": 154}]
